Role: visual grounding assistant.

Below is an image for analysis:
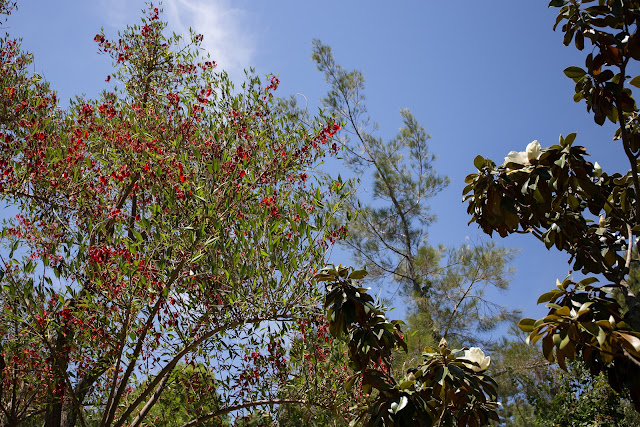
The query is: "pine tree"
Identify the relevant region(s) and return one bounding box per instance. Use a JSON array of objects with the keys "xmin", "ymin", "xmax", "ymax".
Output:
[{"xmin": 312, "ymin": 40, "xmax": 518, "ymax": 348}]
